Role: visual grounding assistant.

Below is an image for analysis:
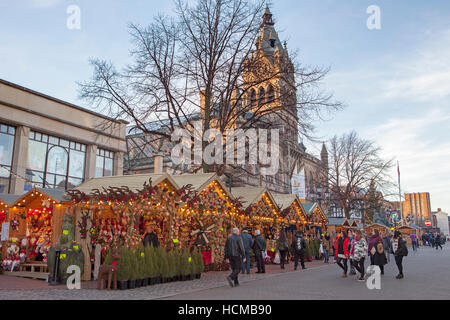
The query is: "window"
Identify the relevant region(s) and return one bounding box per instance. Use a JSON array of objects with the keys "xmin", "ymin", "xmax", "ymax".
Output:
[
  {"xmin": 96, "ymin": 148, "xmax": 114, "ymax": 177},
  {"xmin": 250, "ymin": 89, "xmax": 256, "ymax": 108},
  {"xmin": 26, "ymin": 131, "xmax": 86, "ymax": 190},
  {"xmin": 258, "ymin": 87, "xmax": 266, "ymax": 106},
  {"xmin": 0, "ymin": 123, "xmax": 15, "ymax": 193},
  {"xmin": 267, "ymin": 85, "xmax": 275, "ymax": 102}
]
